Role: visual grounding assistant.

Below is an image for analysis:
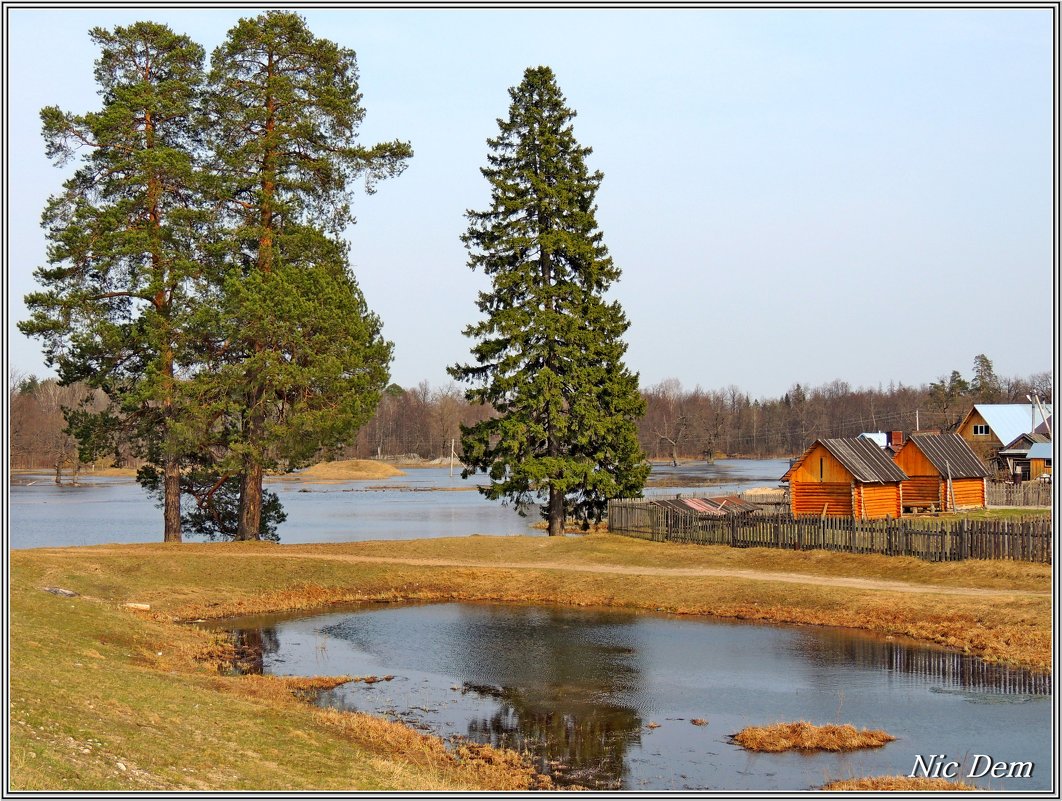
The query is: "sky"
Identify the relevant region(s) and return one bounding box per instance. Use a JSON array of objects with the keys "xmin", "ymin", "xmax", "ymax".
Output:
[{"xmin": 4, "ymin": 6, "xmax": 1056, "ymax": 400}]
